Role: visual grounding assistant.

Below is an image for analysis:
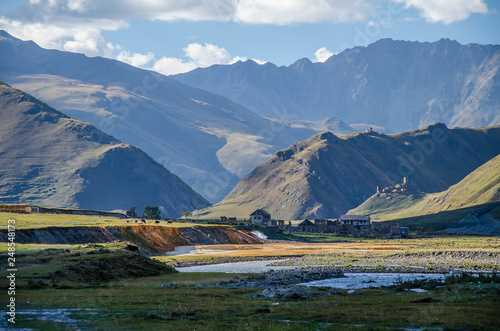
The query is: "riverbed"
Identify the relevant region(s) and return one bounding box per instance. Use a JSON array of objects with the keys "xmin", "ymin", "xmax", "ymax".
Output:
[
  {"xmin": 177, "ymin": 259, "xmax": 297, "ymax": 273},
  {"xmin": 177, "ymin": 260, "xmax": 449, "ymax": 290}
]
